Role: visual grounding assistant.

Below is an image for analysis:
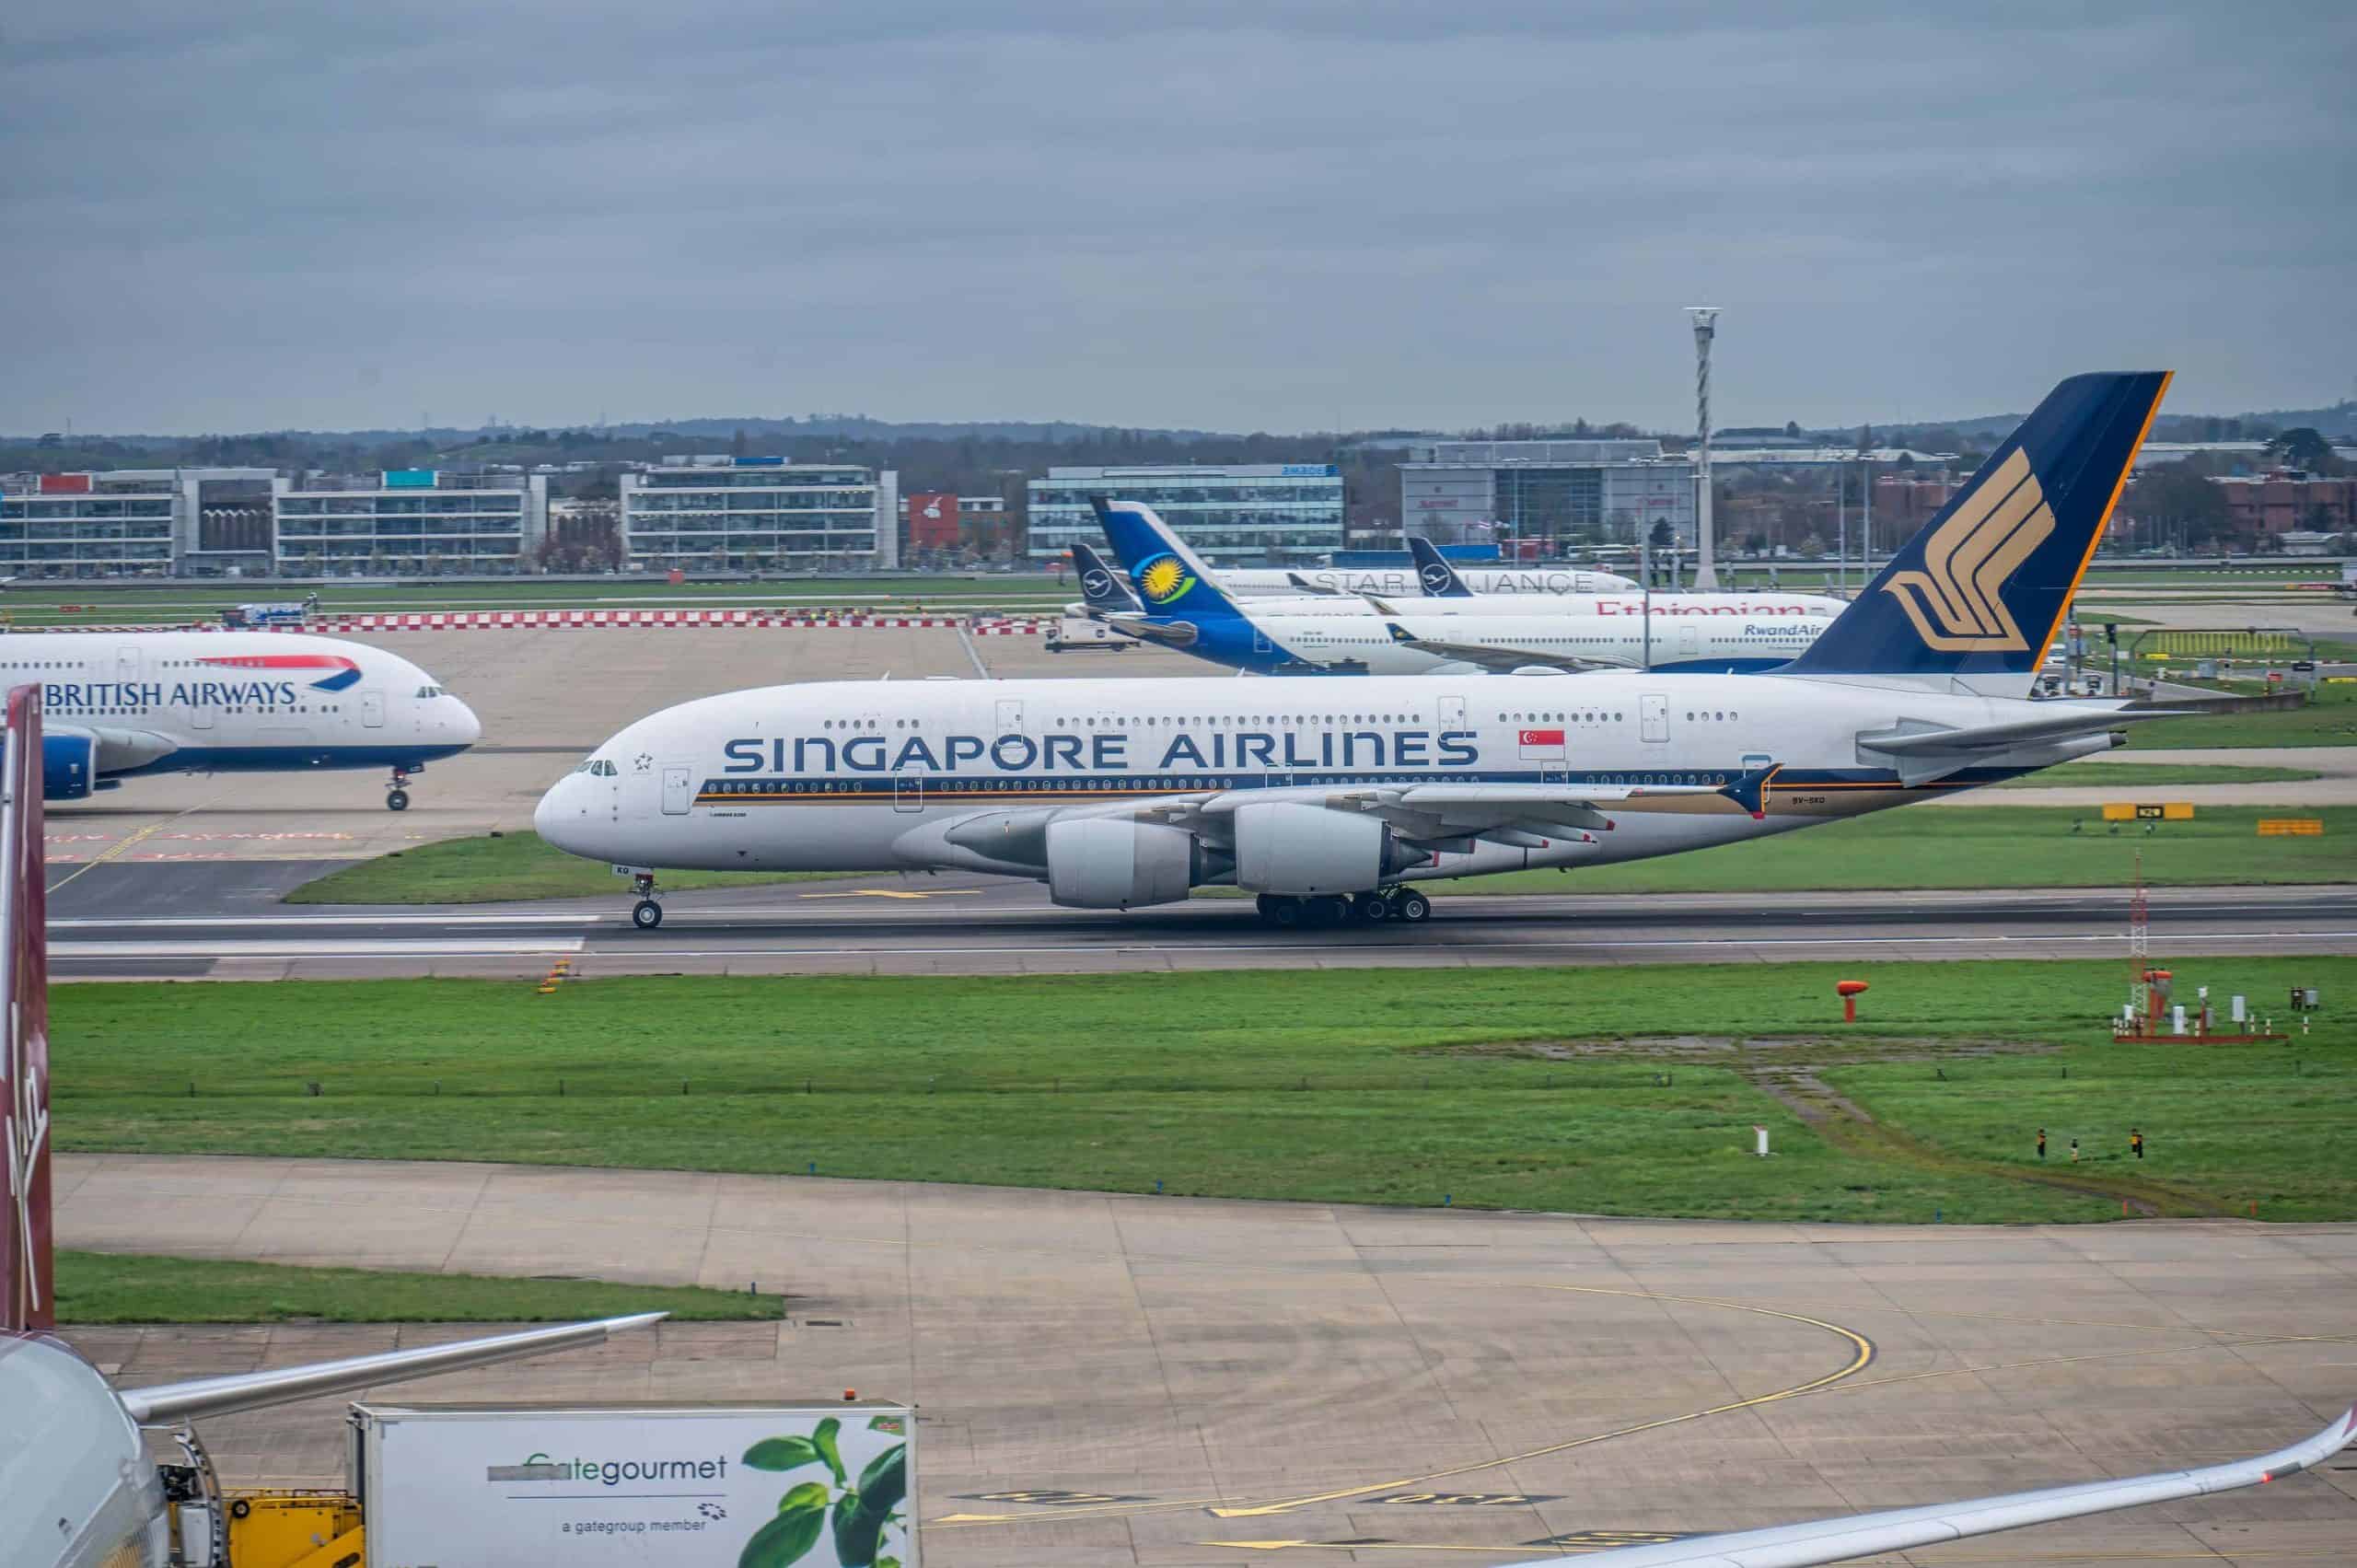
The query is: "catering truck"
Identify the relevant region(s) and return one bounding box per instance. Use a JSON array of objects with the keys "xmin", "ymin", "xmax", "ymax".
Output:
[{"xmin": 350, "ymin": 1400, "xmax": 916, "ymax": 1568}]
